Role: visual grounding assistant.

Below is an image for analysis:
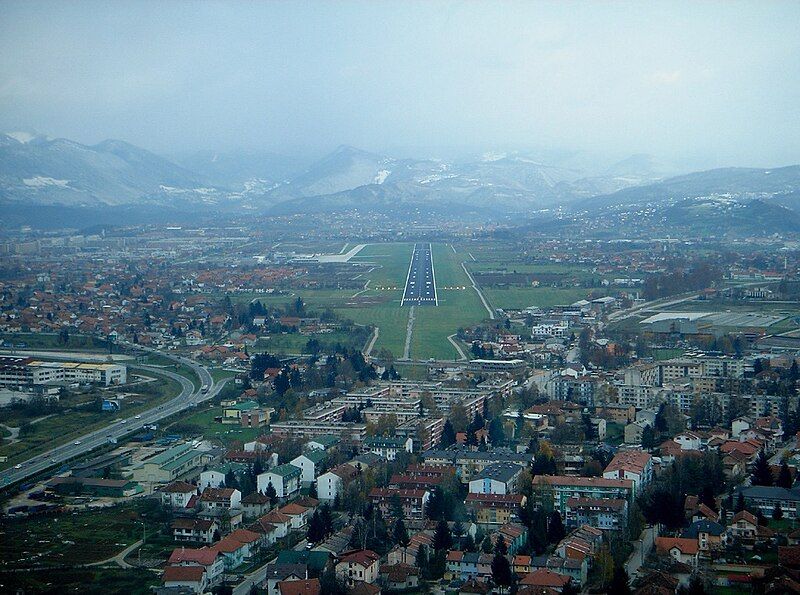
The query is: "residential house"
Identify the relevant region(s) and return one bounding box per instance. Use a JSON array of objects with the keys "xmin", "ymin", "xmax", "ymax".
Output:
[
  {"xmin": 602, "ymin": 450, "xmax": 653, "ymax": 495},
  {"xmin": 564, "ymin": 497, "xmax": 628, "ymax": 531},
  {"xmin": 167, "ymin": 547, "xmax": 225, "ymax": 585},
  {"xmin": 363, "ymin": 436, "xmax": 413, "ymax": 461},
  {"xmin": 379, "ymin": 563, "xmax": 419, "ymax": 592},
  {"xmin": 369, "ymin": 488, "xmax": 429, "ymax": 522},
  {"xmin": 262, "ymin": 563, "xmax": 308, "ymax": 595},
  {"xmin": 317, "ymin": 464, "xmax": 359, "ymax": 504},
  {"xmin": 336, "ymin": 549, "xmax": 381, "ymax": 586},
  {"xmin": 171, "ymin": 518, "xmax": 218, "ymax": 544},
  {"xmin": 277, "ymin": 578, "xmax": 322, "ymax": 595},
  {"xmin": 161, "ymin": 481, "xmax": 197, "ymax": 509},
  {"xmin": 445, "ymin": 551, "xmax": 493, "ymax": 582},
  {"xmin": 306, "ymin": 434, "xmax": 340, "ymax": 452},
  {"xmin": 255, "ymin": 510, "xmax": 292, "ymax": 538},
  {"xmin": 681, "ymin": 520, "xmax": 725, "ymax": 554},
  {"xmin": 290, "ymin": 450, "xmax": 327, "ymax": 486},
  {"xmin": 468, "ymin": 462, "xmax": 523, "ymax": 495},
  {"xmin": 258, "ymin": 464, "xmax": 302, "ymax": 499},
  {"xmin": 278, "ymin": 502, "xmax": 312, "ymax": 529},
  {"xmin": 655, "ymin": 537, "xmax": 699, "ymax": 567},
  {"xmin": 199, "ymin": 487, "xmax": 241, "ymax": 512},
  {"xmin": 241, "ymin": 492, "xmax": 271, "ymax": 519},
  {"xmin": 465, "ymin": 493, "xmax": 526, "ymax": 527},
  {"xmin": 162, "ymin": 565, "xmax": 207, "ymax": 594},
  {"xmin": 518, "ymin": 569, "xmax": 571, "ymax": 592}
]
